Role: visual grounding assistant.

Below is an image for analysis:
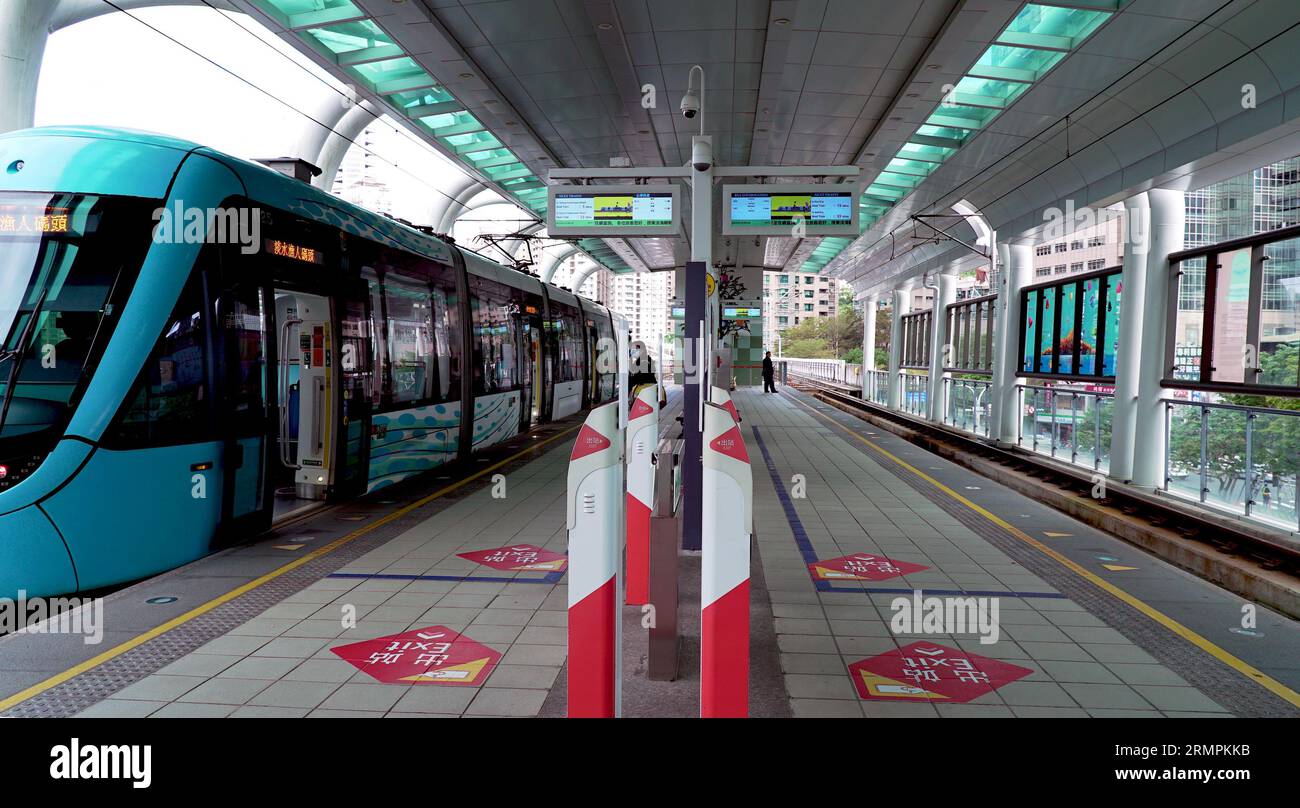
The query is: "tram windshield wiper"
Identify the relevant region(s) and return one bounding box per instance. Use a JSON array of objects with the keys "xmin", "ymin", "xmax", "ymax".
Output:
[{"xmin": 0, "ymin": 286, "xmax": 51, "ymax": 437}]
